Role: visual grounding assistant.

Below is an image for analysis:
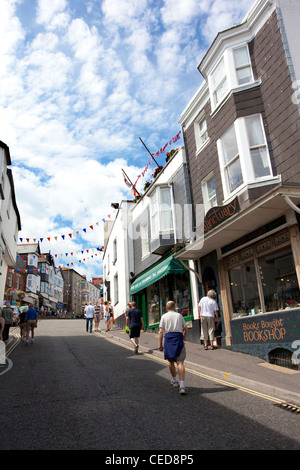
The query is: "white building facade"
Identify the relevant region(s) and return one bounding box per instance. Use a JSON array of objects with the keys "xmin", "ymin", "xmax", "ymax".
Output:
[{"xmin": 0, "ymin": 141, "xmax": 21, "ymax": 304}]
